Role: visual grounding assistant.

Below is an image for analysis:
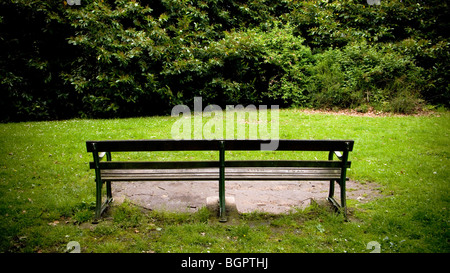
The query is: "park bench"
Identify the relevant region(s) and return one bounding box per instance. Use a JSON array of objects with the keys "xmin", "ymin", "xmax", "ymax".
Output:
[{"xmin": 86, "ymin": 139, "xmax": 353, "ymax": 221}]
